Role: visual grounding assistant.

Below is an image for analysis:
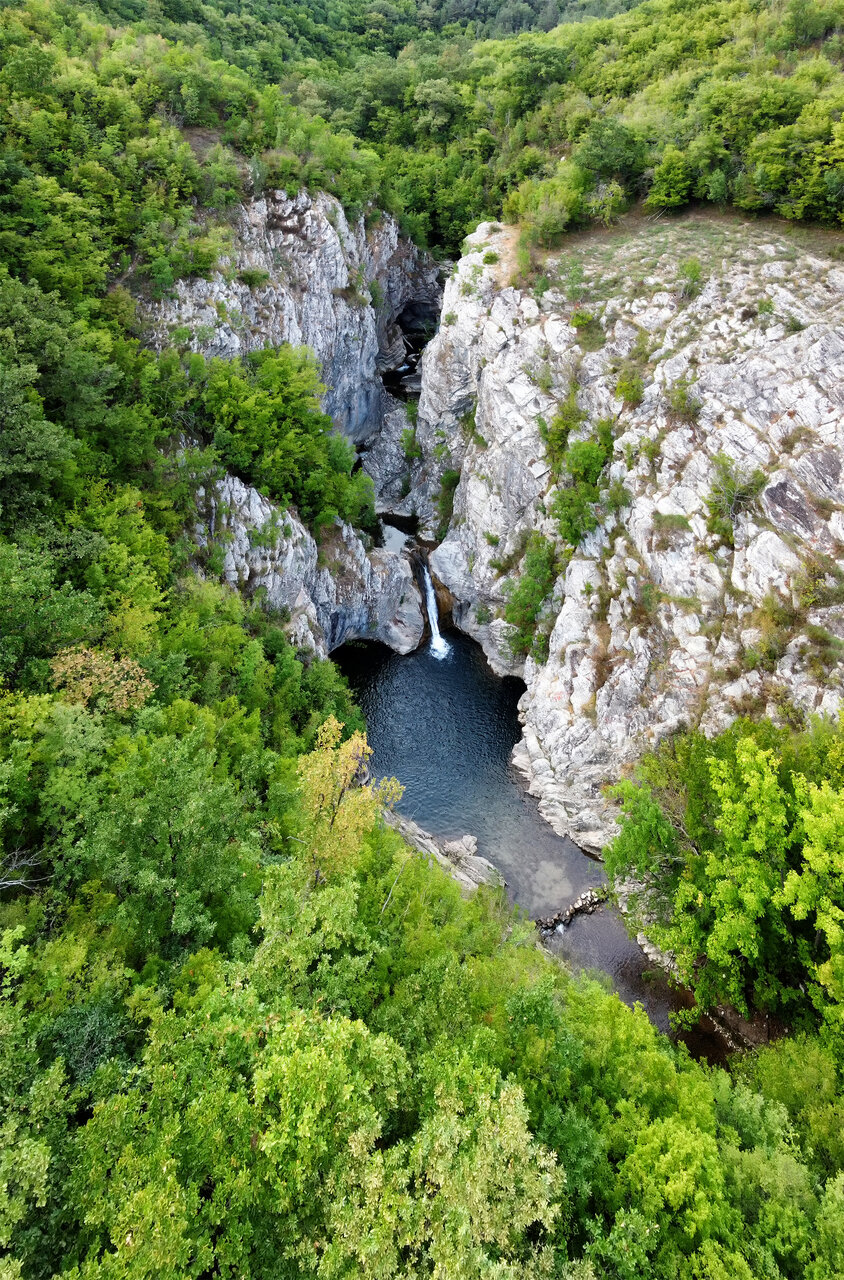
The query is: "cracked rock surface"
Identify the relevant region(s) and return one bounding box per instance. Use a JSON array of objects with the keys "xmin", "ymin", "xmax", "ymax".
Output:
[
  {"xmin": 145, "ymin": 189, "xmax": 440, "ymax": 443},
  {"xmin": 195, "ymin": 475, "xmax": 424, "ymax": 657},
  {"xmin": 392, "ymin": 214, "xmax": 844, "ymax": 851}
]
